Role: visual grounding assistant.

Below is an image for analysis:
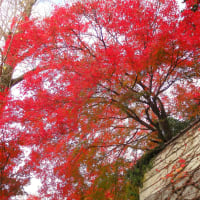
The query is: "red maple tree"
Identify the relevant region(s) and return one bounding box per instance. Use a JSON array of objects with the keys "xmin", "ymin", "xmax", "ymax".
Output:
[
  {"xmin": 1, "ymin": 0, "xmax": 200, "ymax": 199},
  {"xmin": 0, "ymin": 0, "xmax": 38, "ymax": 199}
]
